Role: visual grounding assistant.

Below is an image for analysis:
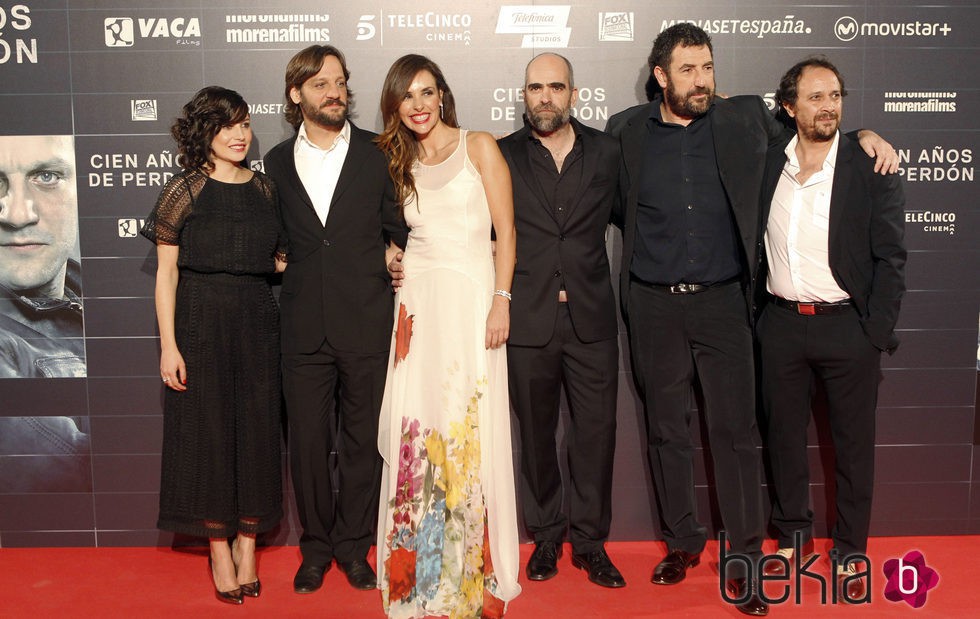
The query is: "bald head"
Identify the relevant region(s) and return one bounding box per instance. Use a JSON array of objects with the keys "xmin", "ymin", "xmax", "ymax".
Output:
[
  {"xmin": 524, "ymin": 53, "xmax": 574, "ymax": 90},
  {"xmin": 523, "ymin": 53, "xmax": 578, "ymax": 134}
]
